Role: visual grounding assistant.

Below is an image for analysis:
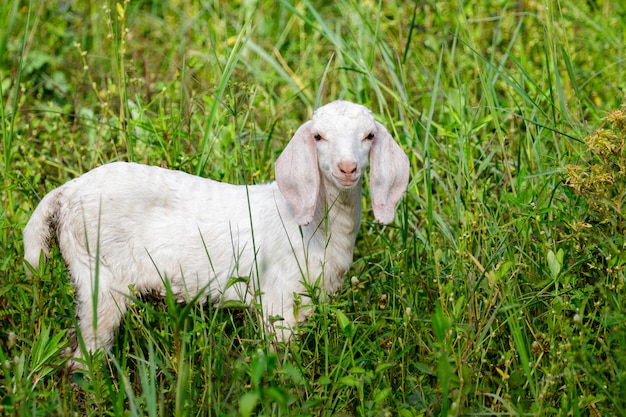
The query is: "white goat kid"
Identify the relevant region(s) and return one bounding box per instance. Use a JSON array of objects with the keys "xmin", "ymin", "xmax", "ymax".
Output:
[{"xmin": 23, "ymin": 100, "xmax": 410, "ymax": 367}]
